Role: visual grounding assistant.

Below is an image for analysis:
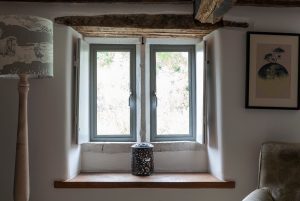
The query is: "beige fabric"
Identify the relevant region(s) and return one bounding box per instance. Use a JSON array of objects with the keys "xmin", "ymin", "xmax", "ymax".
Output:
[
  {"xmin": 243, "ymin": 142, "xmax": 300, "ymax": 201},
  {"xmin": 259, "ymin": 142, "xmax": 300, "ymax": 201}
]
